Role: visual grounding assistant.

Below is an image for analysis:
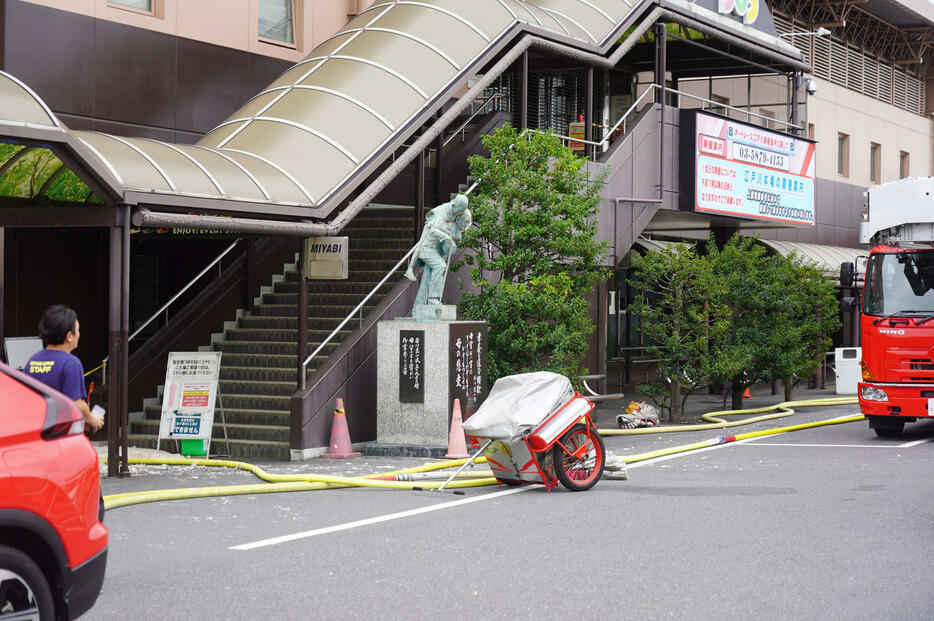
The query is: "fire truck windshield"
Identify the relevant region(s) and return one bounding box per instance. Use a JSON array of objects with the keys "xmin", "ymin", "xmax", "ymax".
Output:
[{"xmin": 863, "ymin": 250, "xmax": 934, "ymax": 317}]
